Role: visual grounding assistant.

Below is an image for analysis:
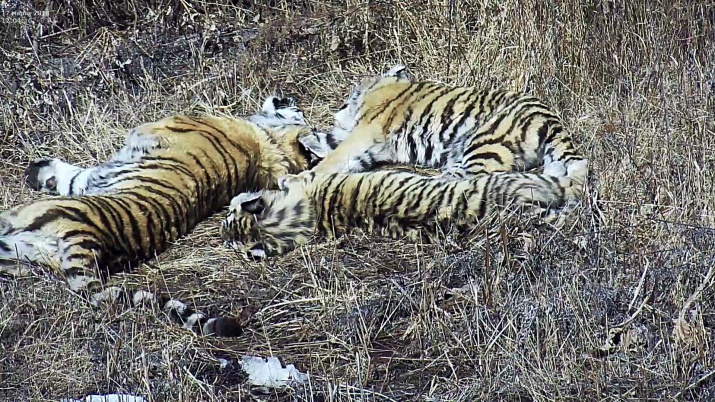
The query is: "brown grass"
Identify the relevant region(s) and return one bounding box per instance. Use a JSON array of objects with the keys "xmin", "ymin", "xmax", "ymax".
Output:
[{"xmin": 1, "ymin": 0, "xmax": 714, "ymax": 400}]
